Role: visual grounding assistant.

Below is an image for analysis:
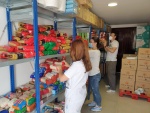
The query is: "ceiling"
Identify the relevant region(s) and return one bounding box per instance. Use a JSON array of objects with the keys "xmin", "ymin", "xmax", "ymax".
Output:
[{"xmin": 92, "ymin": 0, "xmax": 150, "ymax": 25}]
